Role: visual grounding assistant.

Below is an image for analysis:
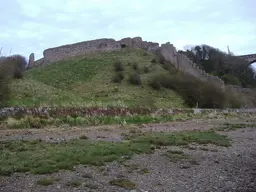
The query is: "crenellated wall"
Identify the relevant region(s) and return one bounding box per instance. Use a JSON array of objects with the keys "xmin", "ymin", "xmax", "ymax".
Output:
[{"xmin": 158, "ymin": 42, "xmax": 225, "ymax": 89}]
